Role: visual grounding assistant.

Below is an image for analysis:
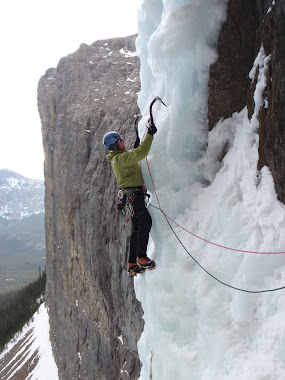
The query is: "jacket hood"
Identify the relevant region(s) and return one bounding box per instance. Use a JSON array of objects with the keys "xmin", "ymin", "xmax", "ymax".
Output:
[{"xmin": 106, "ymin": 149, "xmax": 126, "ymax": 161}]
